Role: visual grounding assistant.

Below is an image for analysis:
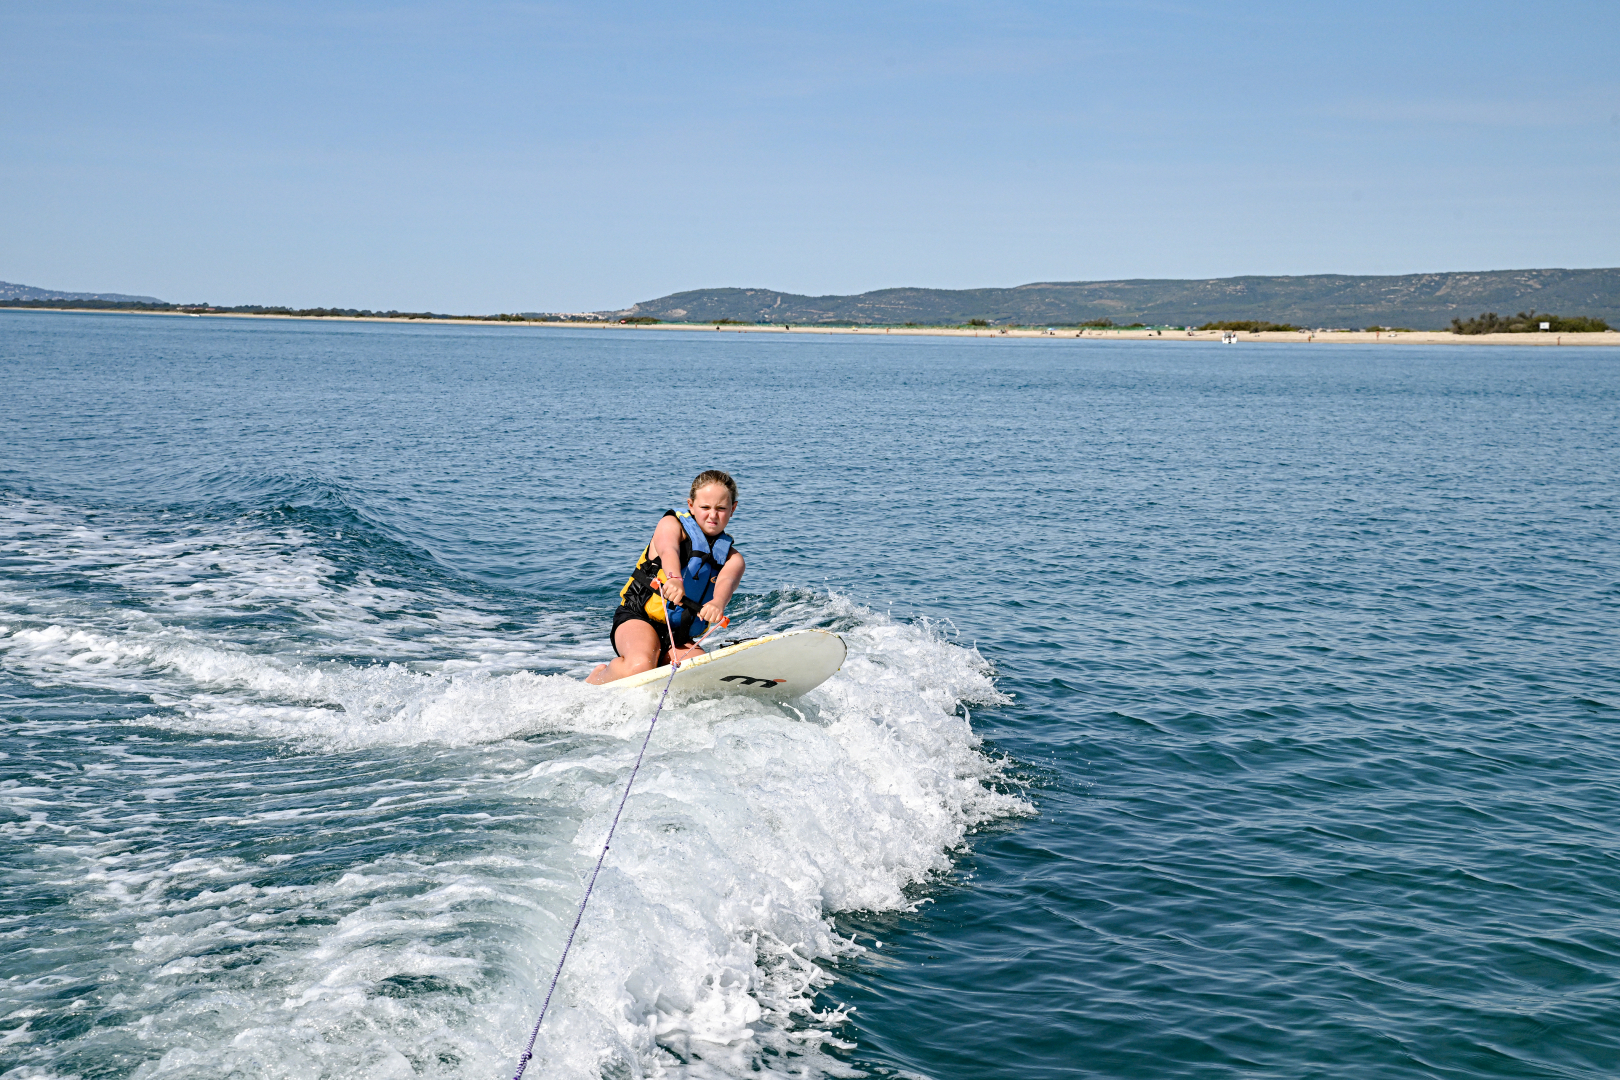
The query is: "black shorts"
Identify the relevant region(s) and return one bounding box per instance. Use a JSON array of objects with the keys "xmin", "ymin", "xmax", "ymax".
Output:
[{"xmin": 611, "ymin": 603, "xmax": 692, "ymax": 661}]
